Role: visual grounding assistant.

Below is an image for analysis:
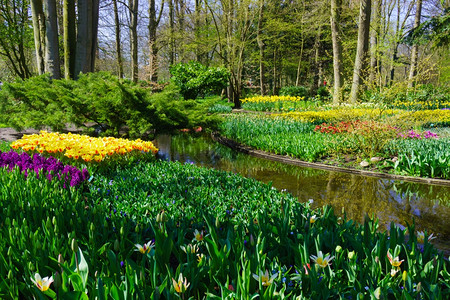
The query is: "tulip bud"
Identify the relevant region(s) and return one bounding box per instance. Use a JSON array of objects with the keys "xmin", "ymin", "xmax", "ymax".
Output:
[
  {"xmin": 22, "ymin": 218, "xmax": 27, "ymax": 227},
  {"xmin": 160, "ymin": 211, "xmax": 167, "ymax": 222},
  {"xmin": 52, "ymin": 216, "xmax": 57, "ymax": 225},
  {"xmin": 135, "ymin": 224, "xmax": 140, "ymax": 233},
  {"xmin": 250, "ymin": 234, "xmax": 255, "ymax": 247},
  {"xmin": 348, "ymin": 251, "xmax": 356, "ymax": 260},
  {"xmin": 402, "ymin": 271, "xmax": 407, "ymax": 282},
  {"xmin": 71, "ymin": 238, "xmax": 78, "ymax": 252},
  {"xmin": 58, "ymin": 254, "xmax": 64, "ymax": 265},
  {"xmin": 54, "ymin": 272, "xmax": 61, "ymax": 288},
  {"xmin": 114, "ymin": 239, "xmax": 120, "ymax": 252},
  {"xmin": 156, "ymin": 213, "xmax": 161, "ymax": 223},
  {"xmin": 90, "ymin": 223, "xmax": 95, "ymax": 232},
  {"xmin": 215, "ymin": 216, "xmax": 220, "ymax": 228},
  {"xmin": 120, "ymin": 226, "xmax": 124, "ymax": 236},
  {"xmin": 335, "ymin": 245, "xmax": 342, "ymax": 253},
  {"xmin": 46, "ymin": 218, "xmax": 52, "ymax": 230},
  {"xmin": 416, "ymin": 282, "xmax": 421, "ymax": 292},
  {"xmin": 28, "ymin": 262, "xmax": 34, "ymax": 271},
  {"xmin": 7, "ymin": 270, "xmax": 13, "ymax": 280}
]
